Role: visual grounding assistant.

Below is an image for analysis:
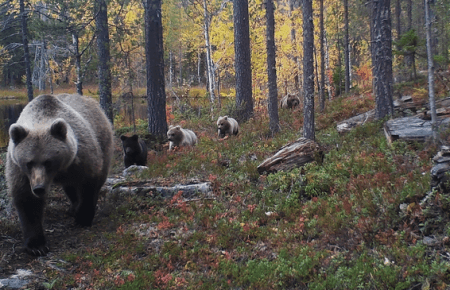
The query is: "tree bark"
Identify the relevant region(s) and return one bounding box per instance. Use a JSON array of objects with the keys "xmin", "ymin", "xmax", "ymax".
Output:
[
  {"xmin": 233, "ymin": 0, "xmax": 253, "ymax": 122},
  {"xmin": 289, "ymin": 0, "xmax": 299, "ymax": 92},
  {"xmin": 425, "ymin": 0, "xmax": 437, "ymax": 141},
  {"xmin": 372, "ymin": 0, "xmax": 394, "ymax": 120},
  {"xmin": 145, "ymin": 0, "xmax": 168, "ymax": 139},
  {"xmin": 20, "ymin": 0, "xmax": 33, "ymax": 101},
  {"xmin": 302, "ymin": 0, "xmax": 315, "ymax": 140},
  {"xmin": 203, "ymin": 0, "xmax": 216, "ymax": 107},
  {"xmin": 72, "ymin": 33, "xmax": 83, "ymax": 95},
  {"xmin": 265, "ymin": 0, "xmax": 279, "ymax": 134},
  {"xmin": 319, "ymin": 0, "xmax": 325, "ymax": 111},
  {"xmin": 95, "ymin": 0, "xmax": 113, "ymax": 123},
  {"xmin": 344, "ymin": 0, "xmax": 350, "ymax": 94}
]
